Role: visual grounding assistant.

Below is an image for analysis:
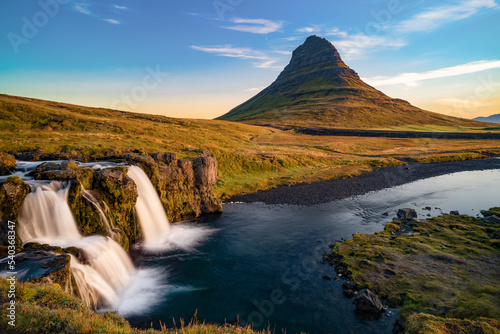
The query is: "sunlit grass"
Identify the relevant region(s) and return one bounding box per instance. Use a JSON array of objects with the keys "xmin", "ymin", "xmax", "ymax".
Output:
[{"xmin": 1, "ymin": 93, "xmax": 500, "ymax": 199}]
